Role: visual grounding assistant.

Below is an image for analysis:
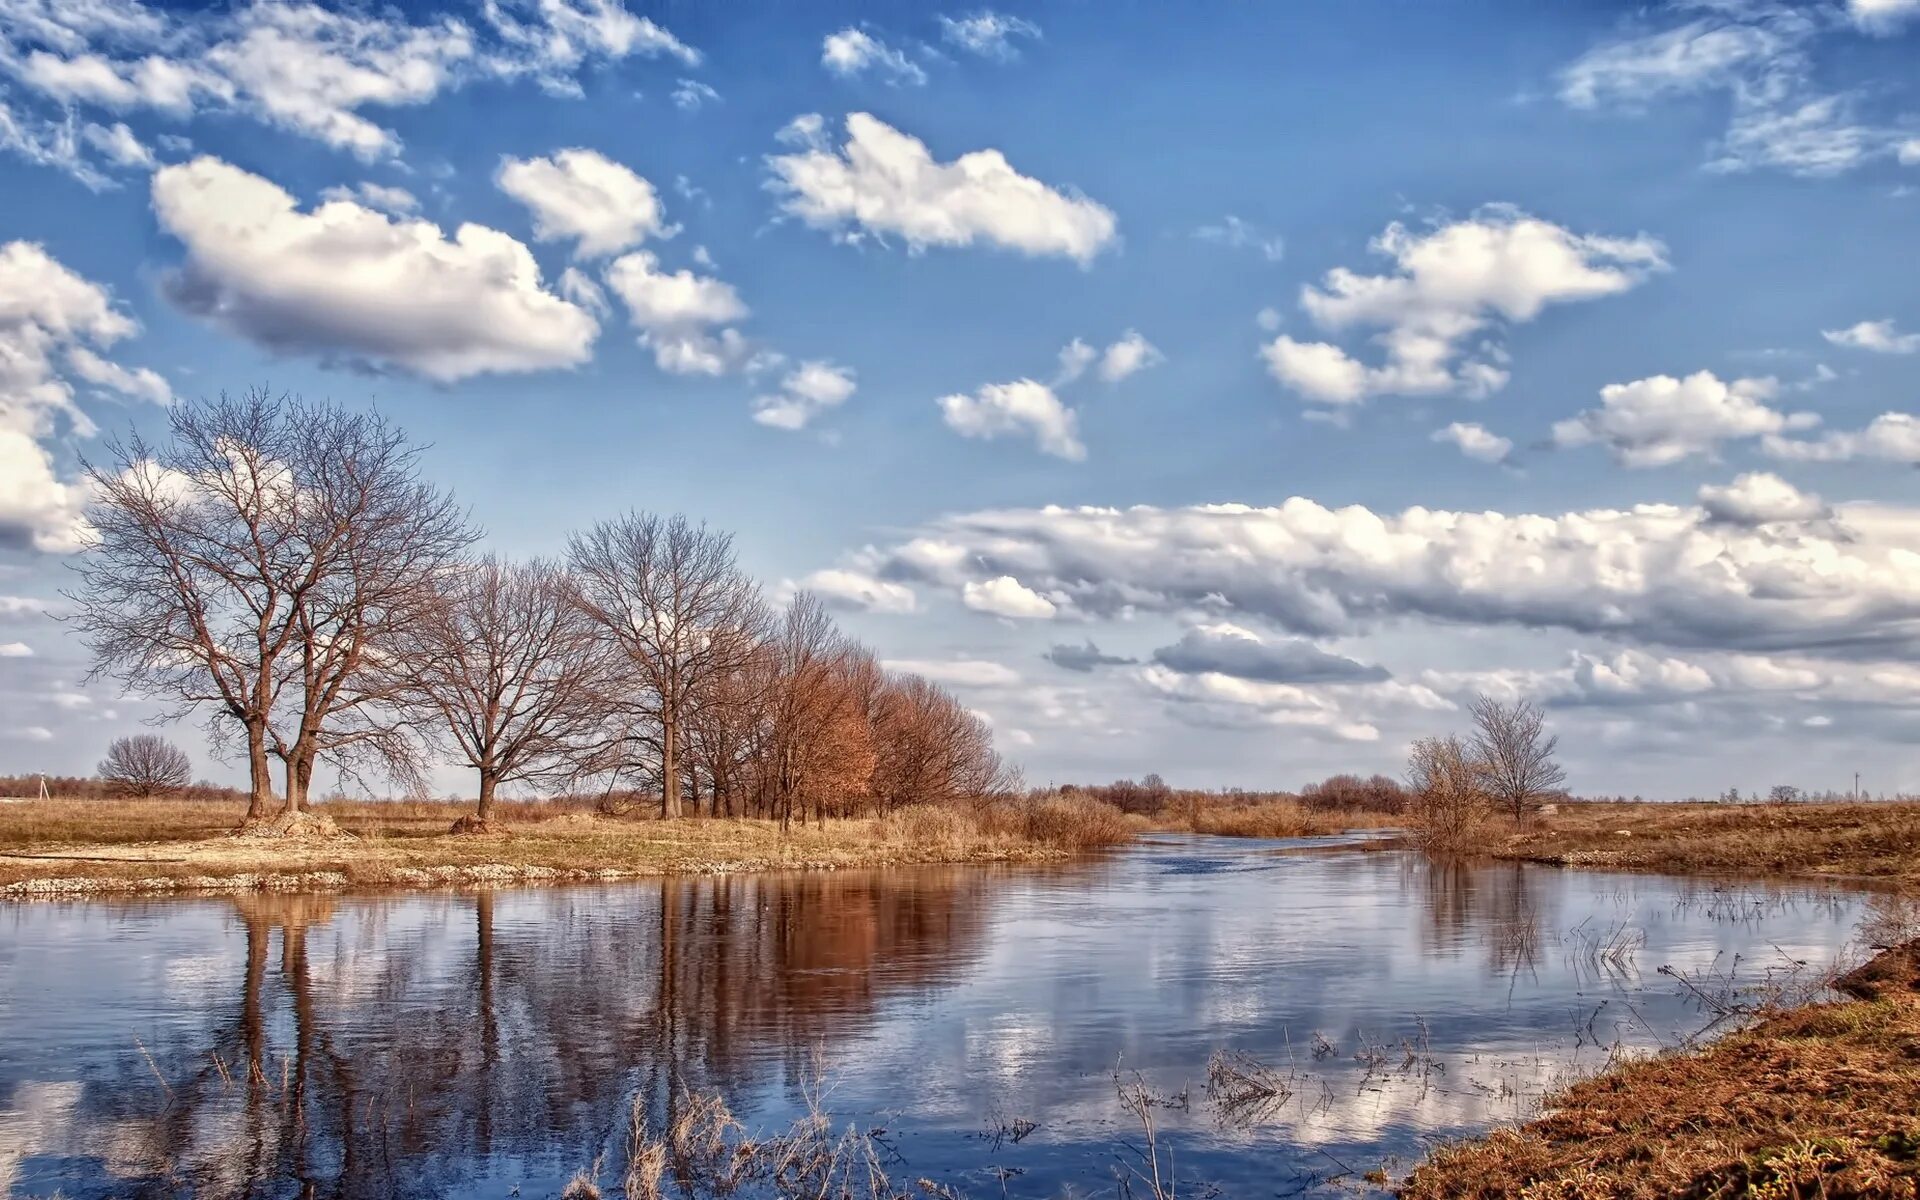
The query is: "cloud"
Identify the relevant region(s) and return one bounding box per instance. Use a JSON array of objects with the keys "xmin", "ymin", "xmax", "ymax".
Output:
[
  {"xmin": 1848, "ymin": 0, "xmax": 1920, "ymax": 34},
  {"xmin": 1824, "ymin": 318, "xmax": 1920, "ymax": 354},
  {"xmin": 1192, "ymin": 215, "xmax": 1285, "ymax": 262},
  {"xmin": 1097, "ymin": 329, "xmax": 1162, "ymax": 383},
  {"xmin": 1137, "ymin": 666, "xmax": 1444, "ymax": 741},
  {"xmin": 0, "ymin": 642, "xmax": 32, "ymax": 658},
  {"xmin": 151, "ymin": 156, "xmax": 598, "ymax": 382},
  {"xmin": 496, "ymin": 148, "xmax": 666, "ymax": 257},
  {"xmin": 81, "ymin": 121, "xmax": 151, "ymax": 167},
  {"xmin": 7, "ymin": 725, "xmax": 54, "ymax": 742},
  {"xmin": 820, "ymin": 29, "xmax": 926, "ymax": 85},
  {"xmin": 1698, "ymin": 472, "xmax": 1830, "ymax": 526},
  {"xmin": 1551, "ymin": 370, "xmax": 1816, "ymax": 467},
  {"xmin": 1044, "ymin": 640, "xmax": 1135, "ymax": 672},
  {"xmin": 1557, "ymin": 17, "xmax": 1789, "ymax": 111},
  {"xmin": 962, "ymin": 575, "xmax": 1058, "ymax": 619},
  {"xmin": 1764, "ymin": 413, "xmax": 1920, "ymax": 464},
  {"xmin": 320, "ymin": 181, "xmax": 419, "ymax": 216},
  {"xmin": 0, "ymin": 240, "xmax": 168, "ymax": 552},
  {"xmin": 752, "ymin": 360, "xmax": 856, "ymax": 430},
  {"xmin": 791, "ymin": 567, "xmax": 916, "ymax": 614},
  {"xmin": 1432, "ymin": 421, "xmax": 1512, "ymax": 464},
  {"xmin": 1262, "ymin": 207, "xmax": 1666, "ymax": 407},
  {"xmin": 0, "ymin": 0, "xmax": 699, "ymax": 179},
  {"xmin": 766, "ymin": 112, "xmax": 1118, "ymax": 264},
  {"xmin": 938, "ymin": 378, "xmax": 1085, "ymax": 460},
  {"xmin": 1151, "ymin": 623, "xmax": 1387, "ymax": 684},
  {"xmin": 938, "ymin": 11, "xmax": 1040, "ymax": 60},
  {"xmin": 602, "ymin": 248, "xmax": 751, "ymax": 375},
  {"xmin": 870, "ymin": 495, "xmax": 1920, "ymax": 658},
  {"xmin": 671, "ymin": 78, "xmax": 719, "ymax": 111},
  {"xmin": 880, "ymin": 657, "xmax": 1022, "ymax": 688}
]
